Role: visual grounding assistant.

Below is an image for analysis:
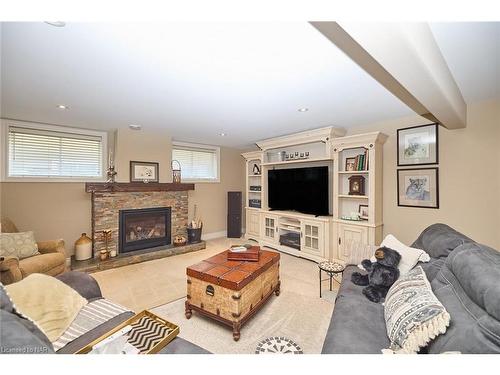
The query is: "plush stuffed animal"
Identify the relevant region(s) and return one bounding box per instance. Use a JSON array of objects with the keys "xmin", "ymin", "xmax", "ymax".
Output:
[{"xmin": 351, "ymin": 247, "xmax": 402, "ymax": 303}]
